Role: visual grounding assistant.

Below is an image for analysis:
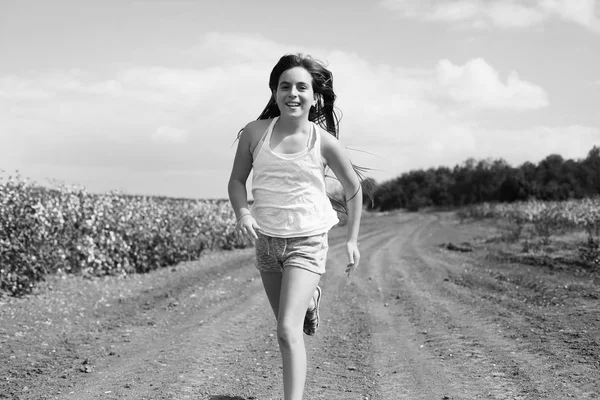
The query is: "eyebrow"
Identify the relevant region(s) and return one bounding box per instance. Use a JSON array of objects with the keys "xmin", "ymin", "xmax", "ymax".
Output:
[{"xmin": 279, "ymin": 80, "xmax": 310, "ymax": 86}]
